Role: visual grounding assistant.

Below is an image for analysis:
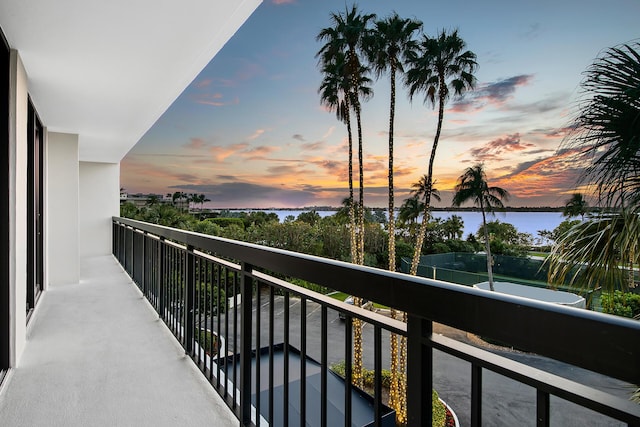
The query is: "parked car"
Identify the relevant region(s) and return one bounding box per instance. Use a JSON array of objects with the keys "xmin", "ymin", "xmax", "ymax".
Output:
[{"xmin": 338, "ymin": 295, "xmax": 373, "ymax": 320}]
